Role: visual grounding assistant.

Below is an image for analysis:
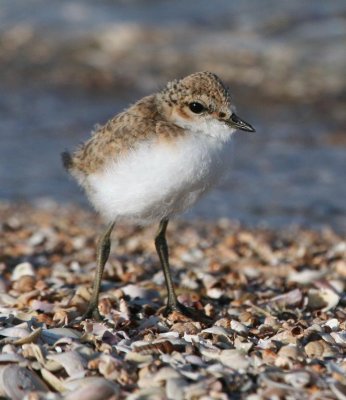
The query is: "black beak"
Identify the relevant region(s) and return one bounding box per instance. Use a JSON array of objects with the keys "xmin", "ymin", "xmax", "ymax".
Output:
[{"xmin": 227, "ymin": 113, "xmax": 255, "ymax": 132}]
